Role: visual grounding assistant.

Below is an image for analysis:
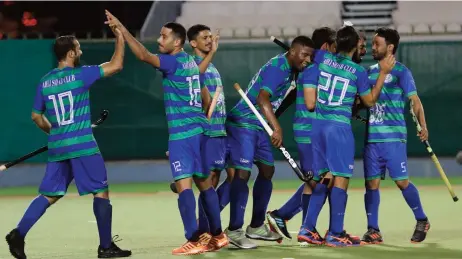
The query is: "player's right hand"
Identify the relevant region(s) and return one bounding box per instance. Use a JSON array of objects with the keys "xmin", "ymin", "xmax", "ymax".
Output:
[
  {"xmin": 271, "ymin": 128, "xmax": 283, "ymax": 148},
  {"xmin": 379, "ymin": 54, "xmax": 396, "ymax": 74}
]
